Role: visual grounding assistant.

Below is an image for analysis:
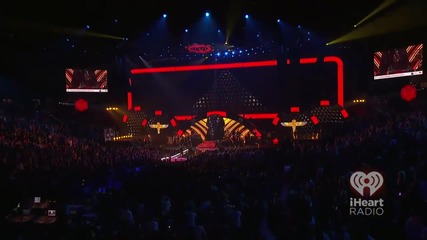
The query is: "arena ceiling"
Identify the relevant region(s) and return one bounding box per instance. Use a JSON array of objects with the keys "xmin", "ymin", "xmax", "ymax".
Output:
[{"xmin": 1, "ymin": 0, "xmax": 394, "ymax": 55}]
